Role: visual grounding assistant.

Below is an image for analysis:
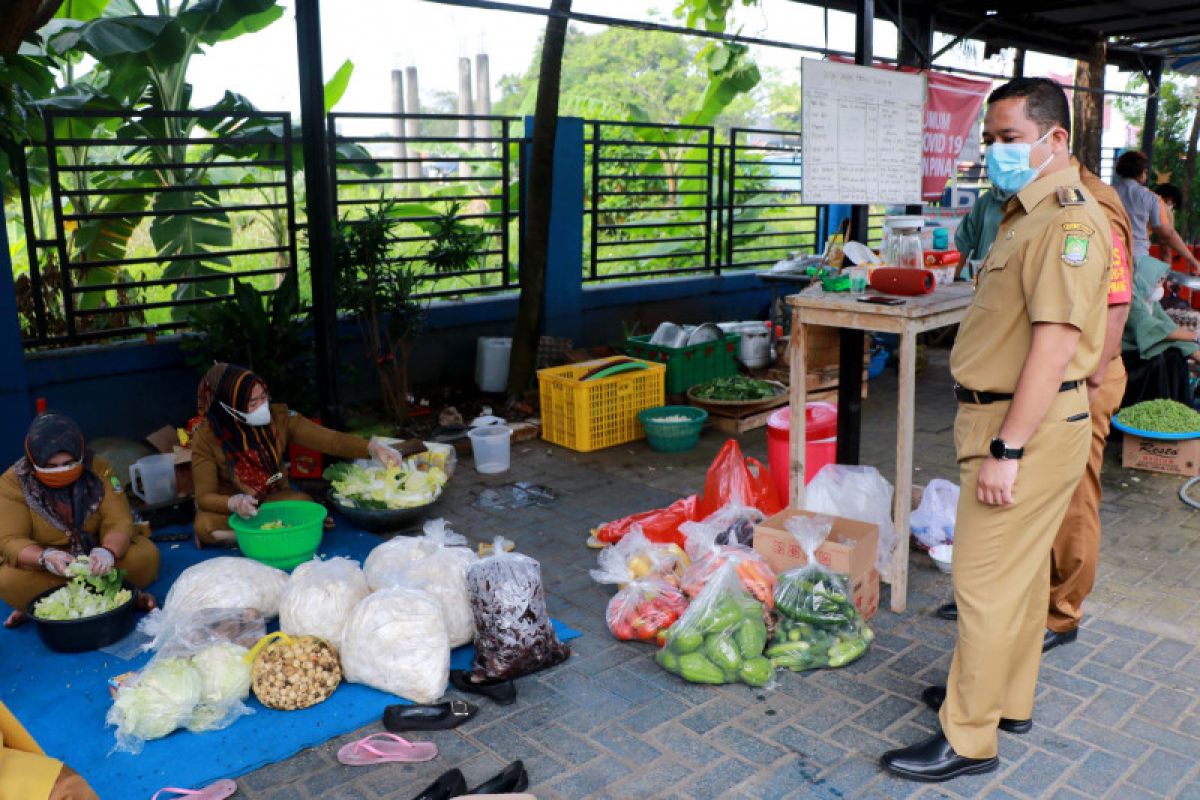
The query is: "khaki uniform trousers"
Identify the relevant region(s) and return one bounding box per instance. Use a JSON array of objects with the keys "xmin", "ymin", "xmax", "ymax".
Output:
[
  {"xmin": 1048, "ymin": 357, "xmax": 1126, "ymax": 633},
  {"xmin": 193, "ymin": 489, "xmax": 315, "ymax": 546},
  {"xmin": 0, "ymin": 534, "xmax": 159, "ymax": 612},
  {"xmin": 940, "ymin": 386, "xmax": 1091, "ymax": 758}
]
